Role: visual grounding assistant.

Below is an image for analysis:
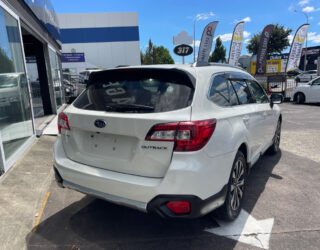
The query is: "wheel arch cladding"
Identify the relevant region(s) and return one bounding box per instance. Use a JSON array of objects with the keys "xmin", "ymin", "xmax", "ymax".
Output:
[{"xmin": 238, "ymin": 143, "xmax": 248, "ymax": 163}]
